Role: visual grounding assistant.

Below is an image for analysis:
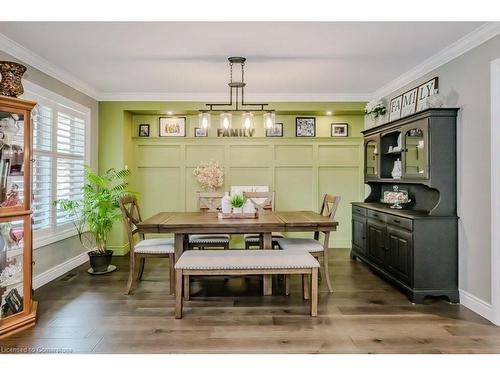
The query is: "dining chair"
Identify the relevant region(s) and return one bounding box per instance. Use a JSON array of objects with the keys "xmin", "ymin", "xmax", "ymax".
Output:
[
  {"xmin": 119, "ymin": 195, "xmax": 175, "ymax": 295},
  {"xmin": 188, "ymin": 192, "xmax": 230, "ymax": 250},
  {"xmin": 276, "ymin": 194, "xmax": 340, "ymax": 293},
  {"xmin": 242, "ymin": 191, "xmax": 283, "ymax": 249}
]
